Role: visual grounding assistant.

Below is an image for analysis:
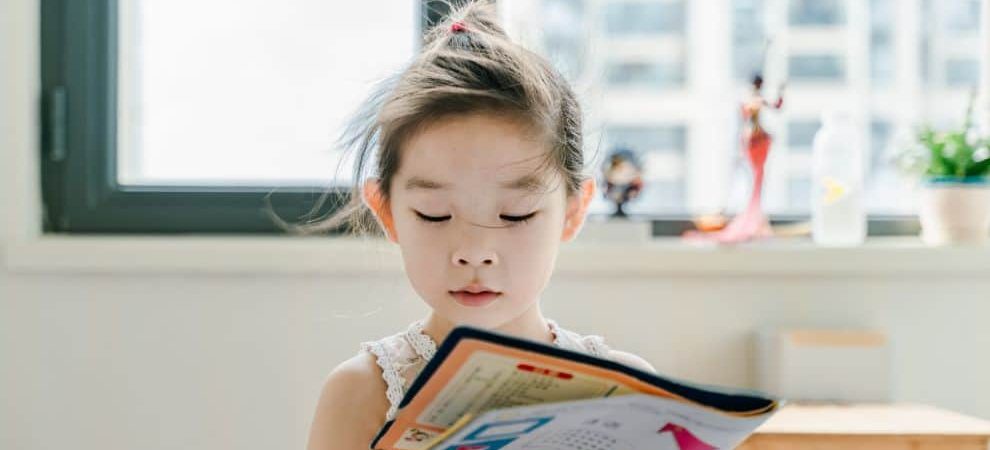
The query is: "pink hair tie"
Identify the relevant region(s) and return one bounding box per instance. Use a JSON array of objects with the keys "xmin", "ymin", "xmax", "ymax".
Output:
[{"xmin": 451, "ymin": 21, "xmax": 467, "ymax": 33}]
